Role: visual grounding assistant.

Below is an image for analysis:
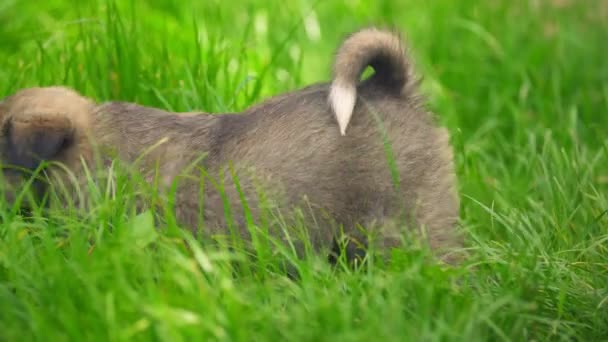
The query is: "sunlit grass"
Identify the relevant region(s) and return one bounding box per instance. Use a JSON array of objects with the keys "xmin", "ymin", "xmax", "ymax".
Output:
[{"xmin": 1, "ymin": 0, "xmax": 607, "ymax": 340}]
